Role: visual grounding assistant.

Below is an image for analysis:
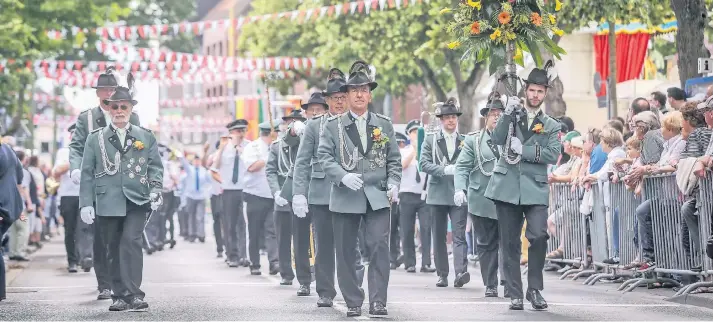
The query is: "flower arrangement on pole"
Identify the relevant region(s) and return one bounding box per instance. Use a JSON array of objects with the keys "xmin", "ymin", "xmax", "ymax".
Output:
[{"xmin": 443, "ymin": 0, "xmax": 566, "ymax": 77}]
